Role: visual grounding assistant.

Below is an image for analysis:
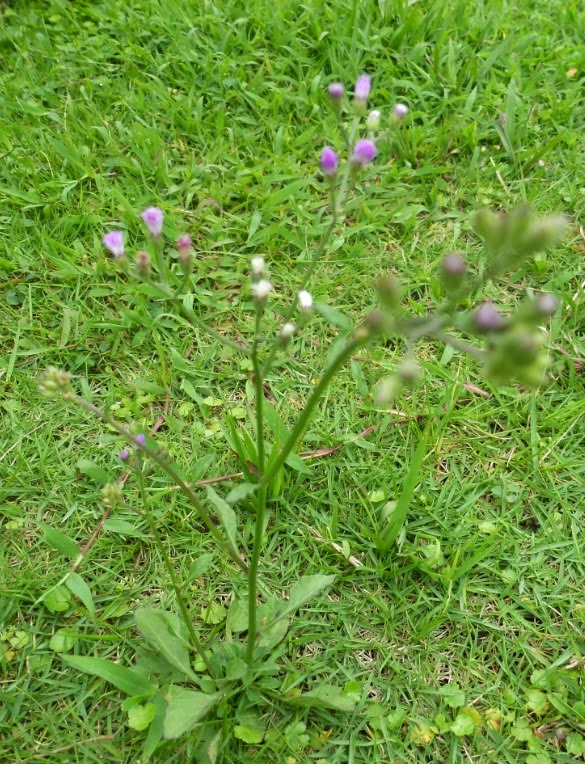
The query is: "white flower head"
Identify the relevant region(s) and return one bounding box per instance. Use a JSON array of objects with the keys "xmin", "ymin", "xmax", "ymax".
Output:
[
  {"xmin": 394, "ymin": 103, "xmax": 409, "ymax": 119},
  {"xmin": 251, "ymin": 256, "xmax": 265, "ymax": 278},
  {"xmin": 297, "ymin": 290, "xmax": 313, "ymax": 312},
  {"xmin": 280, "ymin": 322, "xmax": 295, "ymax": 340},
  {"xmin": 252, "ymin": 279, "xmax": 272, "ymax": 301}
]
